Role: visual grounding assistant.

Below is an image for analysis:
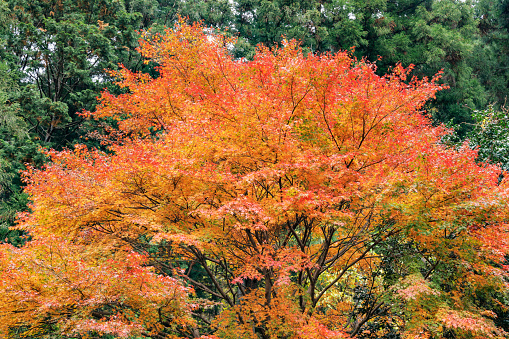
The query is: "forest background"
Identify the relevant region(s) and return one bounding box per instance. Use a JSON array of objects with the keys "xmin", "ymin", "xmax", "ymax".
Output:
[{"xmin": 0, "ymin": 0, "xmax": 509, "ymax": 337}]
